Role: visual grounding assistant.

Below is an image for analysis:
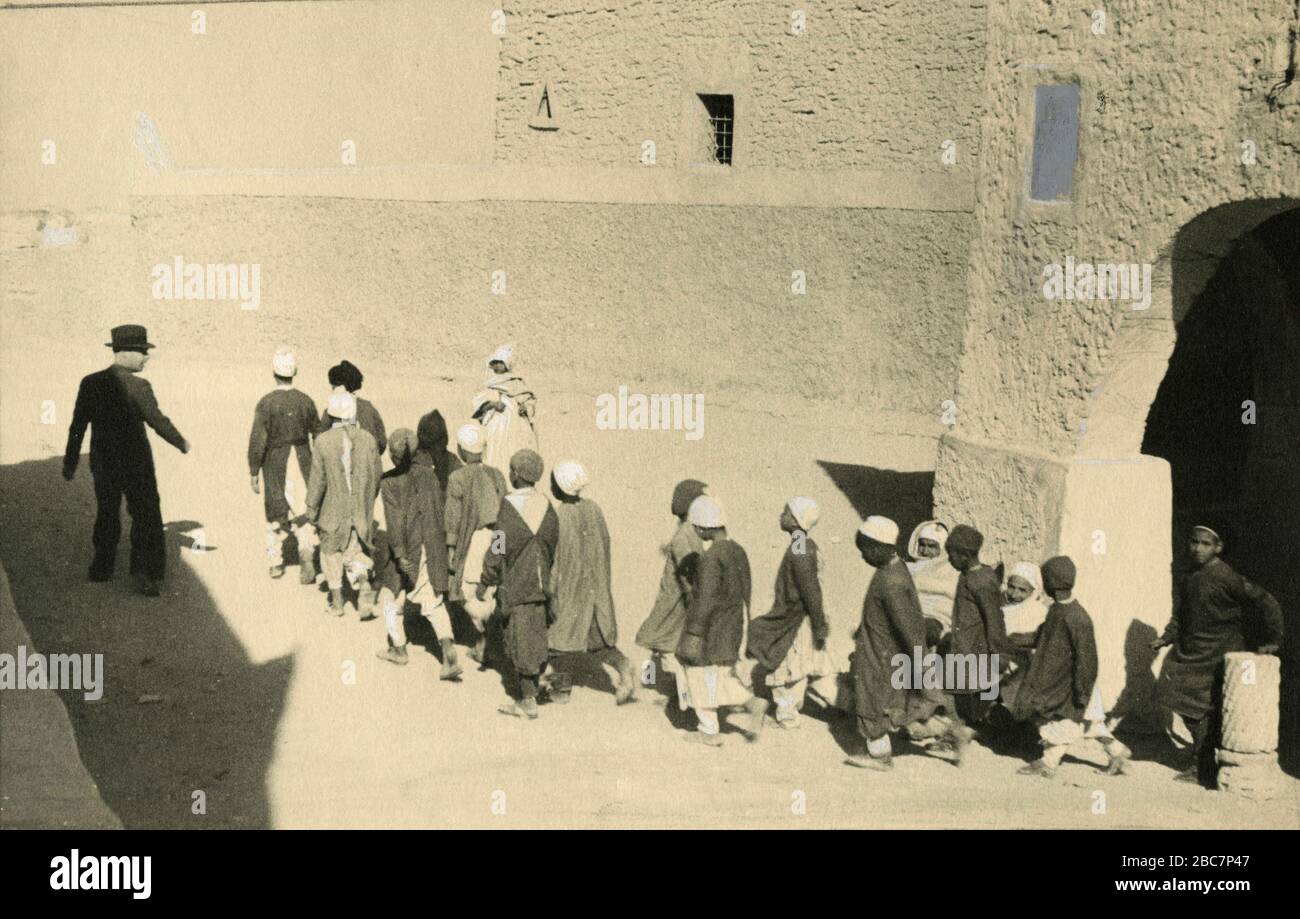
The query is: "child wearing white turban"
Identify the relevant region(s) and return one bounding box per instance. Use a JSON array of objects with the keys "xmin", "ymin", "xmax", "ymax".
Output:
[
  {"xmin": 306, "ymin": 391, "xmax": 382, "ymax": 618},
  {"xmin": 635, "ymin": 479, "xmax": 709, "ymax": 712},
  {"xmin": 905, "ymin": 519, "xmax": 959, "ymax": 643},
  {"xmin": 1002, "ymin": 561, "xmax": 1049, "ymax": 637},
  {"xmin": 676, "ymin": 496, "xmax": 768, "ymax": 746},
  {"xmin": 472, "ymin": 344, "xmax": 539, "ymax": 482},
  {"xmin": 443, "ymin": 422, "xmax": 508, "ymax": 663},
  {"xmin": 746, "ymin": 498, "xmax": 839, "ymax": 728},
  {"xmin": 846, "ymin": 515, "xmax": 967, "ymax": 770},
  {"xmin": 997, "ymin": 561, "xmax": 1050, "ymax": 713},
  {"xmin": 543, "ymin": 461, "xmax": 638, "ymax": 705},
  {"xmin": 248, "ymin": 346, "xmax": 319, "ymax": 584}
]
